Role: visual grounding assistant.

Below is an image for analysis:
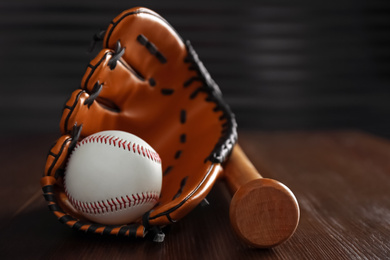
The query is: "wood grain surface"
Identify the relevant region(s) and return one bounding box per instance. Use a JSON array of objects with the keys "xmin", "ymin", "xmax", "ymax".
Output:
[{"xmin": 1, "ymin": 131, "xmax": 389, "ymax": 259}]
